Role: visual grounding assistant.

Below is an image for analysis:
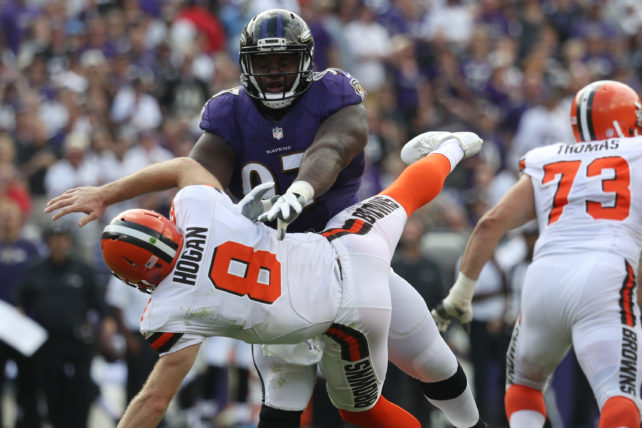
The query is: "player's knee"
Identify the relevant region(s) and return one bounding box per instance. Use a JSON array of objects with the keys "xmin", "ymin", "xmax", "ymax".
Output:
[
  {"xmin": 505, "ymin": 384, "xmax": 546, "ymax": 420},
  {"xmin": 599, "ymin": 396, "xmax": 640, "ymax": 428},
  {"xmin": 421, "ymin": 363, "xmax": 467, "ymax": 400},
  {"xmin": 257, "ymin": 405, "xmax": 302, "ymax": 428}
]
